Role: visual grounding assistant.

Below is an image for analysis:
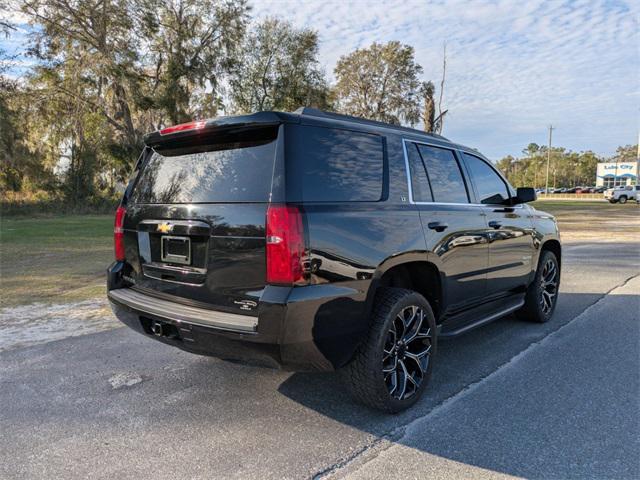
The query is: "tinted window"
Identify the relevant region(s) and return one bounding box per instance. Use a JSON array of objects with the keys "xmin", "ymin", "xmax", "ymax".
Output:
[
  {"xmin": 286, "ymin": 125, "xmax": 383, "ymax": 202},
  {"xmin": 406, "ymin": 142, "xmax": 432, "ymax": 202},
  {"xmin": 132, "ymin": 127, "xmax": 277, "ymax": 203},
  {"xmin": 417, "ymin": 145, "xmax": 469, "ymax": 203},
  {"xmin": 462, "ymin": 153, "xmax": 510, "ymax": 205}
]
